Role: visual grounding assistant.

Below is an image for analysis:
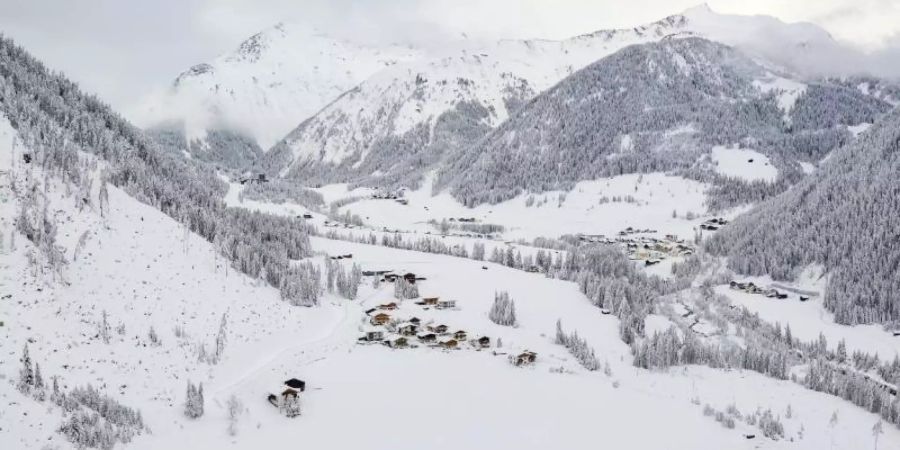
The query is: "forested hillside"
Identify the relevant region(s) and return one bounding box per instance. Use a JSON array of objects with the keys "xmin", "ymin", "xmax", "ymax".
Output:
[
  {"xmin": 707, "ymin": 108, "xmax": 900, "ymax": 325},
  {"xmin": 0, "ymin": 36, "xmax": 318, "ymax": 304},
  {"xmin": 436, "ymin": 37, "xmax": 890, "ymax": 206}
]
